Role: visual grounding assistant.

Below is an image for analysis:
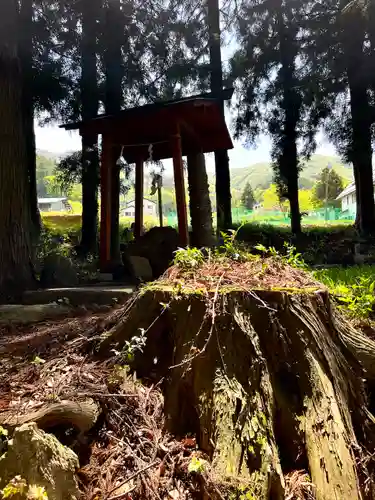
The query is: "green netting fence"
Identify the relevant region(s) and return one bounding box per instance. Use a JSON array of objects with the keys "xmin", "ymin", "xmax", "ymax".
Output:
[{"xmin": 166, "ymin": 208, "xmax": 355, "ymax": 228}]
